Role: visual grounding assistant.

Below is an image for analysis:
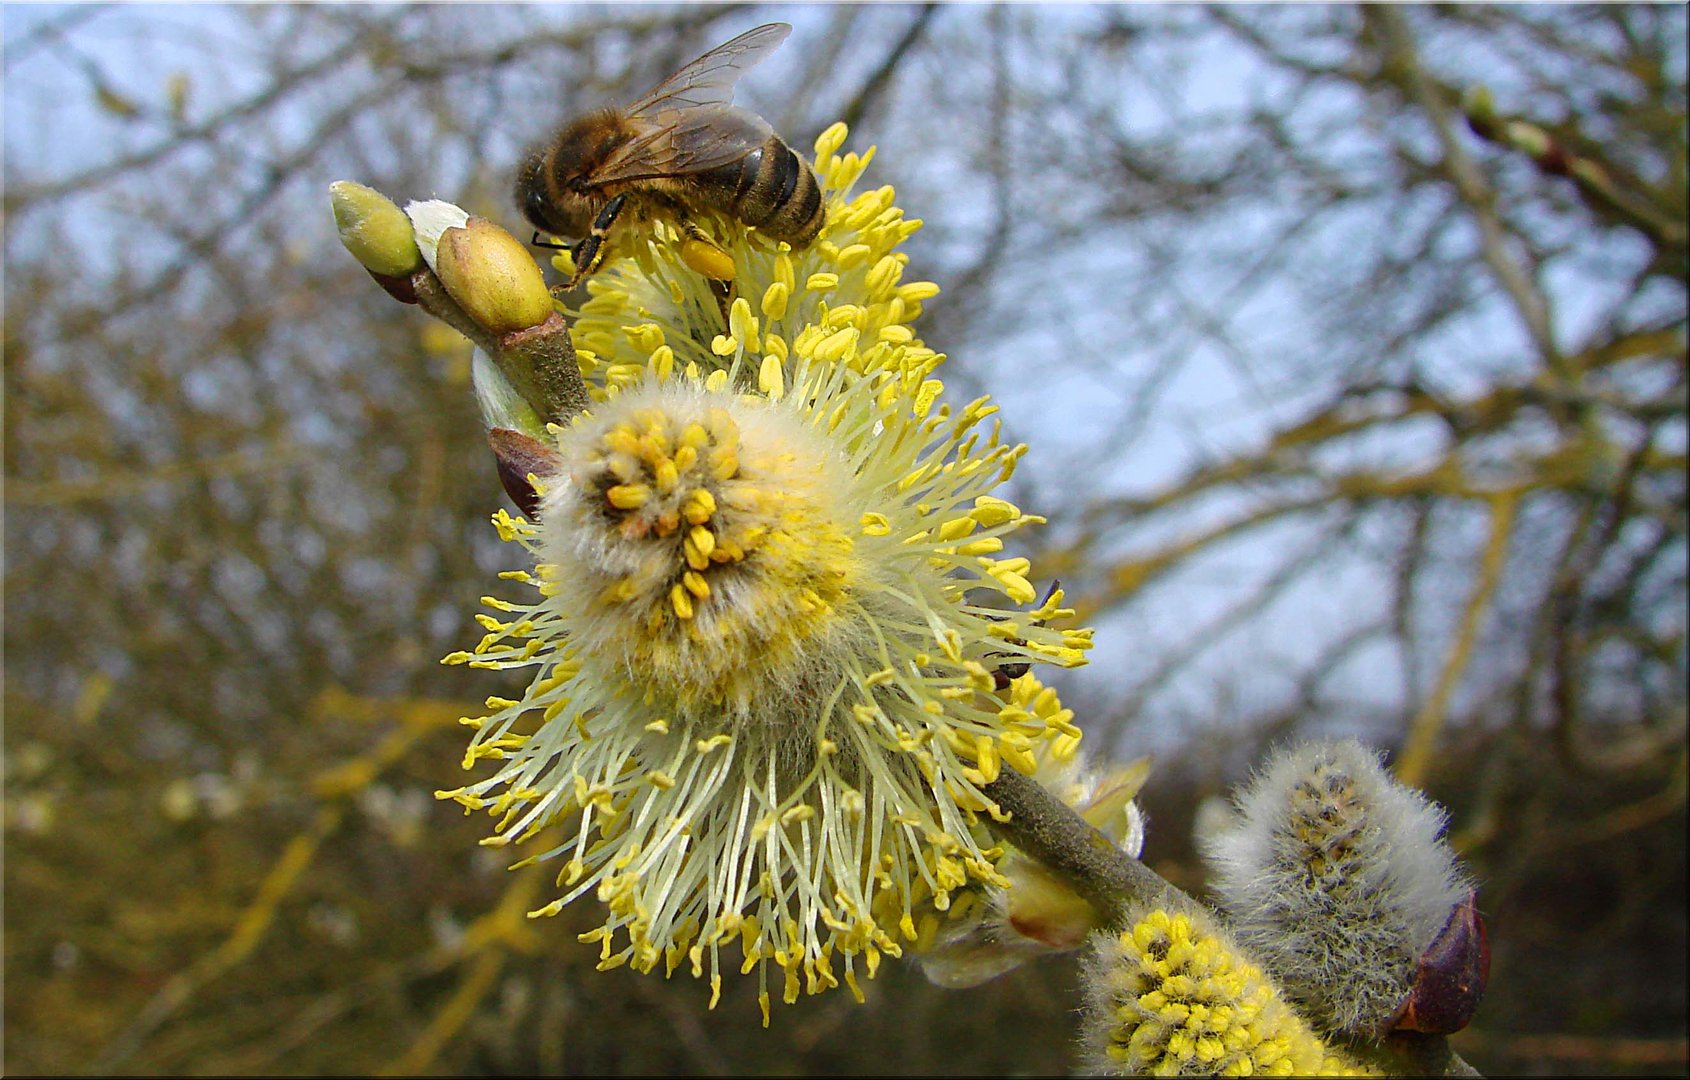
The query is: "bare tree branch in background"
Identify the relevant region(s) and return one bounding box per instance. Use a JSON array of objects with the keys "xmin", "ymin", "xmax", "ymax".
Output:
[{"xmin": 4, "ymin": 4, "xmax": 1683, "ymax": 1075}]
